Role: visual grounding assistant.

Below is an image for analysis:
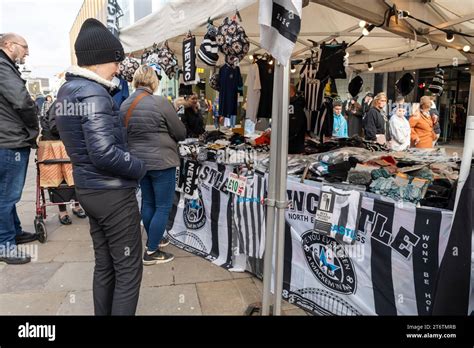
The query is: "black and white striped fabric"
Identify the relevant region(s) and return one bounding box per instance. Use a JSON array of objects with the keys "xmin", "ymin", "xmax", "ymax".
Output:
[
  {"xmin": 198, "ymin": 30, "xmax": 219, "ymax": 67},
  {"xmin": 298, "ymin": 58, "xmax": 323, "ymax": 112},
  {"xmin": 231, "ymin": 172, "xmax": 267, "ymax": 276},
  {"xmin": 166, "ymin": 161, "xmax": 464, "ymax": 315},
  {"xmin": 166, "ymin": 162, "xmax": 233, "ymax": 267},
  {"xmin": 283, "ymin": 179, "xmax": 454, "ymax": 315}
]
